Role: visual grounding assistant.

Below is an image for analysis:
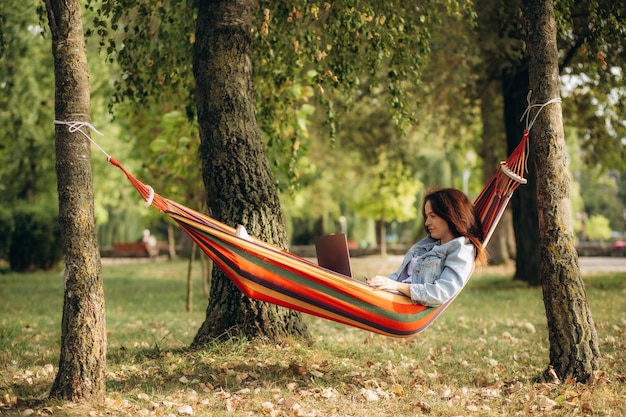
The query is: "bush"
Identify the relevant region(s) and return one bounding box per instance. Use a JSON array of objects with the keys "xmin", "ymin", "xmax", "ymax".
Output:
[
  {"xmin": 585, "ymin": 214, "xmax": 612, "ymax": 242},
  {"xmin": 9, "ymin": 206, "xmax": 63, "ymax": 272},
  {"xmin": 0, "ymin": 207, "xmax": 14, "ymax": 260}
]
